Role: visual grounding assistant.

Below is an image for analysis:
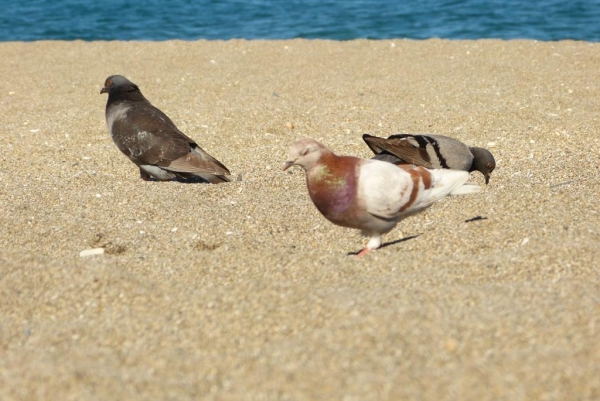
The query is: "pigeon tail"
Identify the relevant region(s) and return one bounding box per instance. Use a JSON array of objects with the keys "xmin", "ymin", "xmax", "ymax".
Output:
[
  {"xmin": 448, "ymin": 183, "xmax": 482, "ymax": 196},
  {"xmin": 422, "ymin": 169, "xmax": 480, "ymax": 208}
]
